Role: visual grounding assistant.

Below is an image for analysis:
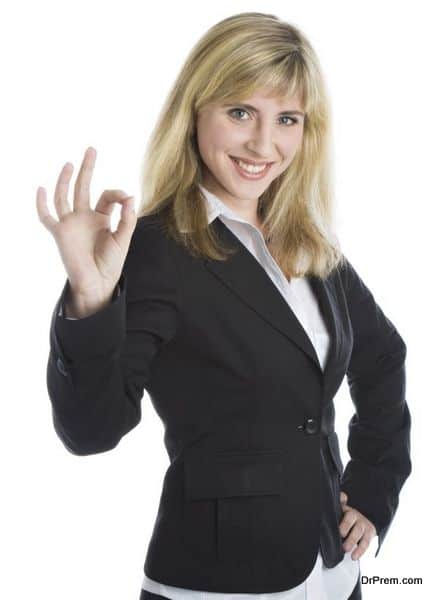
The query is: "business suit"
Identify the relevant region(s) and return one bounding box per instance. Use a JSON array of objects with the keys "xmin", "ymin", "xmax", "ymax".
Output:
[{"xmin": 47, "ymin": 209, "xmax": 411, "ymax": 594}]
